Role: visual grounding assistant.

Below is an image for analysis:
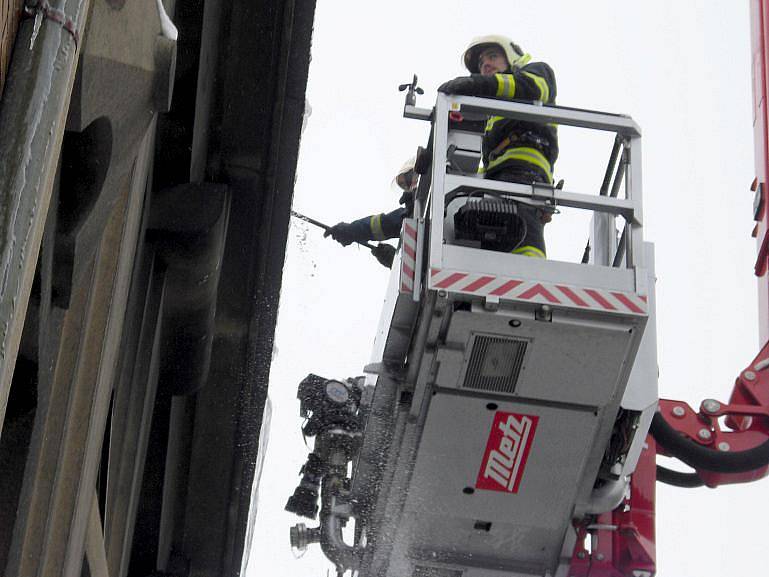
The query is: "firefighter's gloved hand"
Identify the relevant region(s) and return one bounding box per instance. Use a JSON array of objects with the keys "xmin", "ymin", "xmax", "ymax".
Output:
[
  {"xmin": 437, "ymin": 74, "xmax": 495, "ymax": 97},
  {"xmin": 324, "ymin": 222, "xmax": 357, "ymax": 246},
  {"xmin": 371, "ymin": 243, "xmax": 396, "ymax": 269}
]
